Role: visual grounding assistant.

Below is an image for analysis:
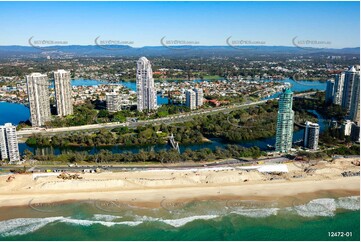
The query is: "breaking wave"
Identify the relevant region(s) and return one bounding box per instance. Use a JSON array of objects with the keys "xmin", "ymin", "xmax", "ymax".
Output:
[
  {"xmin": 0, "ymin": 215, "xmax": 219, "ymax": 237},
  {"xmin": 231, "ymin": 208, "xmax": 279, "ymax": 218},
  {"xmin": 92, "ymin": 214, "xmax": 123, "ymax": 222},
  {"xmin": 0, "ymin": 196, "xmax": 358, "ymax": 237},
  {"xmin": 291, "ymin": 196, "xmax": 360, "ymax": 217},
  {"xmin": 0, "ymin": 217, "xmax": 63, "ymax": 237}
]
